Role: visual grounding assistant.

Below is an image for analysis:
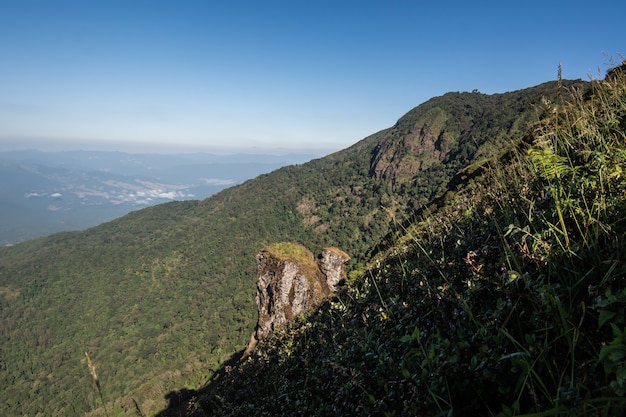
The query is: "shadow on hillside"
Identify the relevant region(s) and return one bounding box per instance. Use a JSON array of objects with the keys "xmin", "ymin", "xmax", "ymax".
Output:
[{"xmin": 153, "ymin": 348, "xmax": 246, "ymax": 417}]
